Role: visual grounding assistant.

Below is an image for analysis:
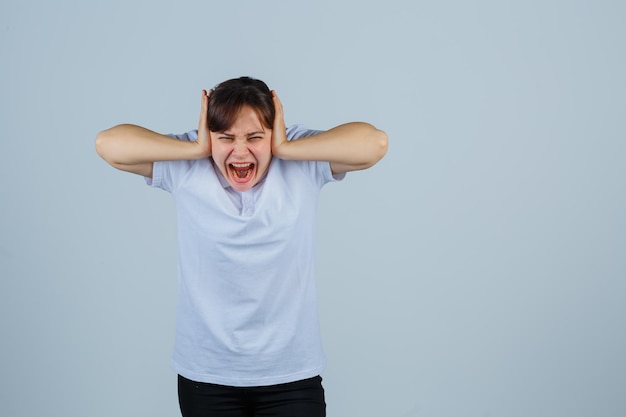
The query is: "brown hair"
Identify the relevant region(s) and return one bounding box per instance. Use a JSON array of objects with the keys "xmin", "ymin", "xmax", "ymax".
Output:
[{"xmin": 208, "ymin": 76, "xmax": 275, "ymax": 132}]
